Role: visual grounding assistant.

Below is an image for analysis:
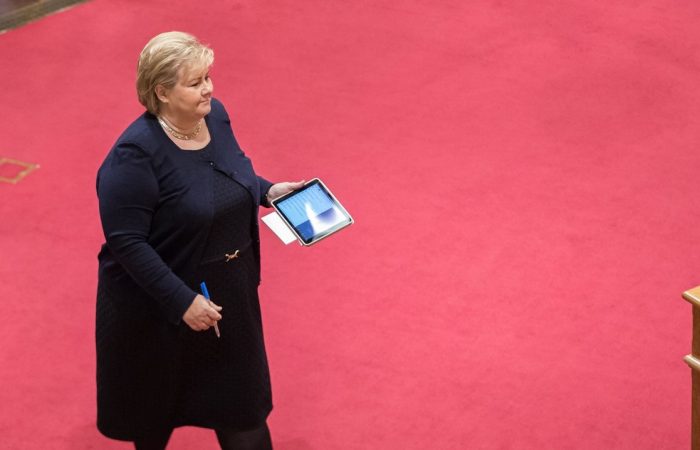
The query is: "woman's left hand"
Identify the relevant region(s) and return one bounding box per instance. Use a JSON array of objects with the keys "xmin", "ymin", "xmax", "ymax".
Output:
[{"xmin": 267, "ymin": 180, "xmax": 305, "ymax": 202}]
